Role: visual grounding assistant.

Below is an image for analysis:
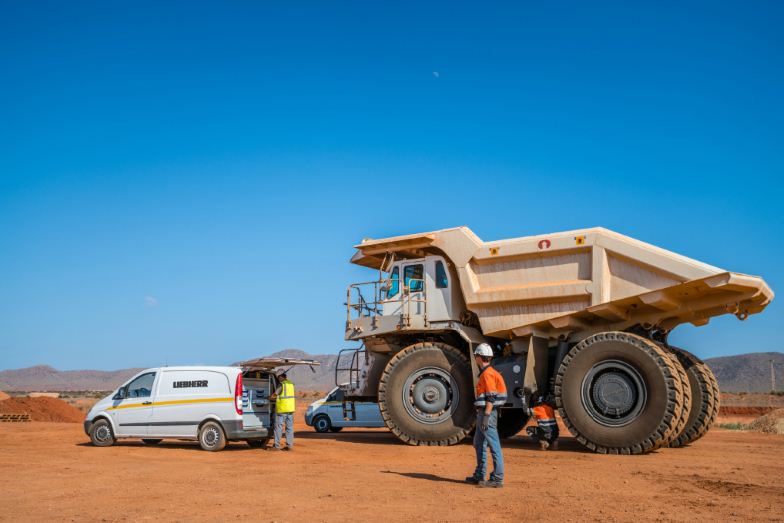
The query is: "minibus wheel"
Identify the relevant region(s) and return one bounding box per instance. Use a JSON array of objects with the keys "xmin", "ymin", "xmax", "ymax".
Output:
[
  {"xmin": 198, "ymin": 421, "xmax": 227, "ymax": 451},
  {"xmin": 89, "ymin": 419, "xmax": 115, "ymax": 447}
]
